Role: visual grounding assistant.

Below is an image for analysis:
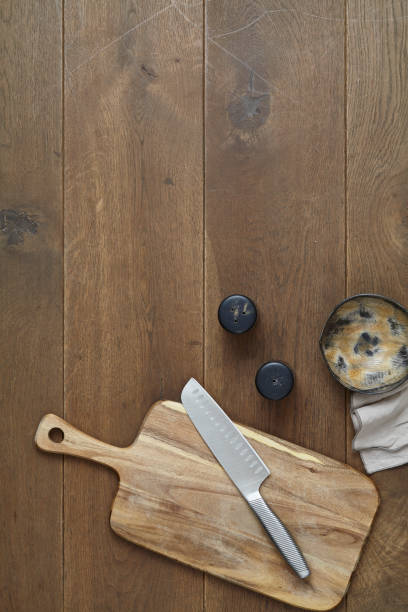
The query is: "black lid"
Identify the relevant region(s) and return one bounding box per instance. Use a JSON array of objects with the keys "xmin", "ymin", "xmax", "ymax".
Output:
[
  {"xmin": 255, "ymin": 361, "xmax": 294, "ymax": 400},
  {"xmin": 218, "ymin": 295, "xmax": 257, "ymax": 334}
]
